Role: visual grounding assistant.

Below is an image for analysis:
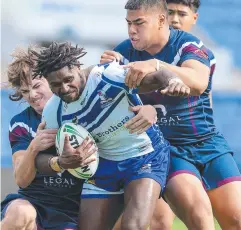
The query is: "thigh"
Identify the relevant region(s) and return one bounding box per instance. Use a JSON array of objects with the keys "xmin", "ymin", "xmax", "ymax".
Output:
[
  {"xmin": 79, "ymin": 196, "xmax": 123, "ymax": 230},
  {"xmin": 165, "ymin": 173, "xmax": 212, "ymax": 220},
  {"xmin": 122, "ymin": 178, "xmax": 161, "ymax": 228},
  {"xmin": 203, "ymin": 153, "xmax": 241, "ymax": 190},
  {"xmin": 207, "ymin": 181, "xmax": 241, "ymax": 229},
  {"xmin": 168, "ymin": 154, "xmax": 202, "ymax": 181}
]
